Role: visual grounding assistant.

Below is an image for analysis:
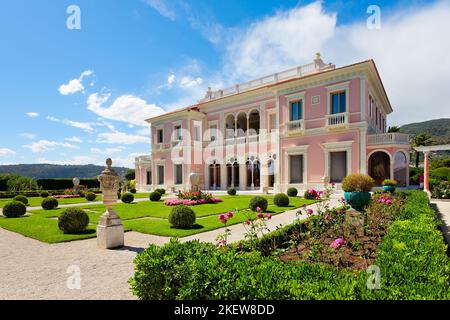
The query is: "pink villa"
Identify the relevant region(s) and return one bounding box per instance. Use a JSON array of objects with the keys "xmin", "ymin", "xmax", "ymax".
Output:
[{"xmin": 135, "ymin": 54, "xmax": 410, "ymax": 193}]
